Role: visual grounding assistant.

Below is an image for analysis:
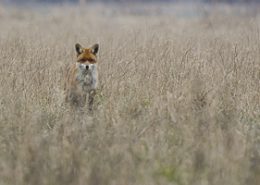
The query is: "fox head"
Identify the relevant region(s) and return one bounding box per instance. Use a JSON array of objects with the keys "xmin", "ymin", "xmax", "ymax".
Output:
[{"xmin": 75, "ymin": 43, "xmax": 99, "ymax": 71}]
